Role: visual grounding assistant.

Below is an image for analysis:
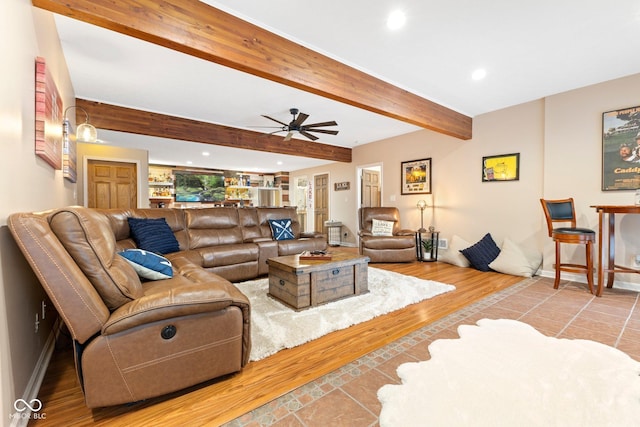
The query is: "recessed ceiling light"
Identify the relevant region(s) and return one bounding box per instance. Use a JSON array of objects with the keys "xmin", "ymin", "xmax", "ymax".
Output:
[
  {"xmin": 387, "ymin": 10, "xmax": 406, "ymax": 30},
  {"xmin": 277, "ymin": 161, "xmax": 283, "ymax": 166},
  {"xmin": 472, "ymin": 68, "xmax": 487, "ymax": 81},
  {"xmin": 186, "ymin": 161, "xmax": 193, "ymax": 165},
  {"xmin": 202, "ymin": 151, "xmax": 210, "ymax": 156}
]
